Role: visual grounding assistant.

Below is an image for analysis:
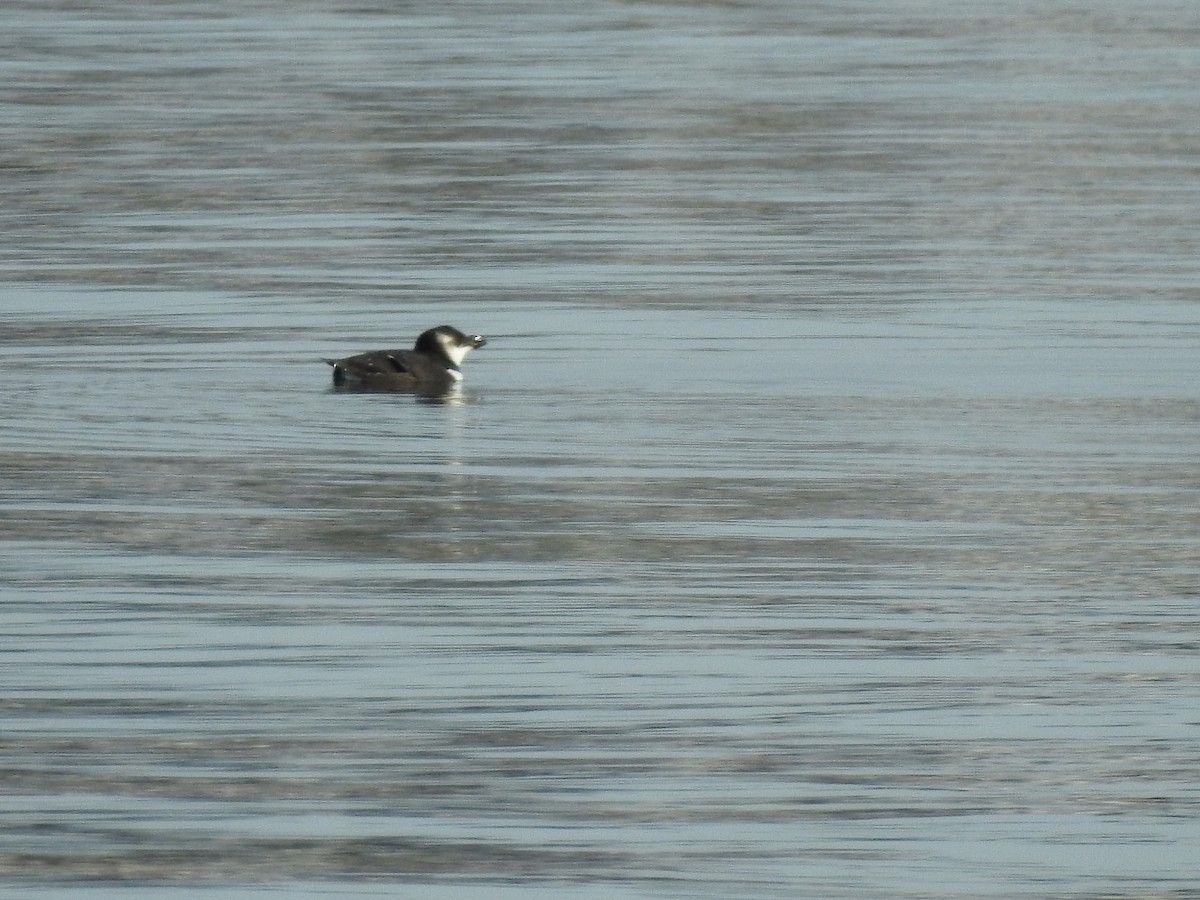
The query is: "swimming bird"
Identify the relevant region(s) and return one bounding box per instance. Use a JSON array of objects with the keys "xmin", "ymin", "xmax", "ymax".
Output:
[{"xmin": 325, "ymin": 325, "xmax": 487, "ymax": 395}]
